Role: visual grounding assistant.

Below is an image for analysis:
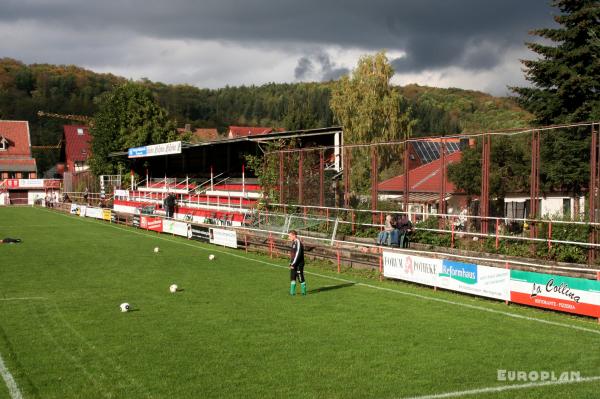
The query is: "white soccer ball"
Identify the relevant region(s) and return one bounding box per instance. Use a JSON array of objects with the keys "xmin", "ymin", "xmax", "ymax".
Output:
[
  {"xmin": 209, "ymin": 254, "xmax": 215, "ymax": 260},
  {"xmin": 120, "ymin": 303, "xmax": 130, "ymax": 312},
  {"xmin": 154, "ymin": 247, "xmax": 159, "ymax": 253},
  {"xmin": 169, "ymin": 284, "xmax": 178, "ymax": 293}
]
